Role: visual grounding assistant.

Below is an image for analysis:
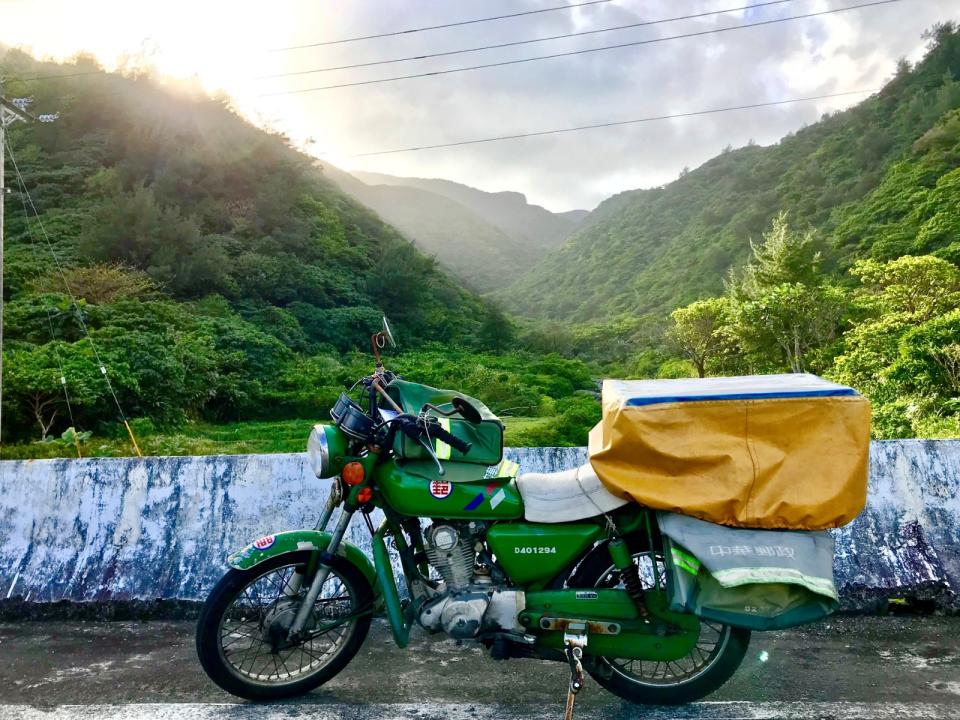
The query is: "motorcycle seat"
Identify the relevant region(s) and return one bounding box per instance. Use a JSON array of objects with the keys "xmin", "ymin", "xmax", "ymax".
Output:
[{"xmin": 516, "ymin": 462, "xmax": 628, "ymax": 523}]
